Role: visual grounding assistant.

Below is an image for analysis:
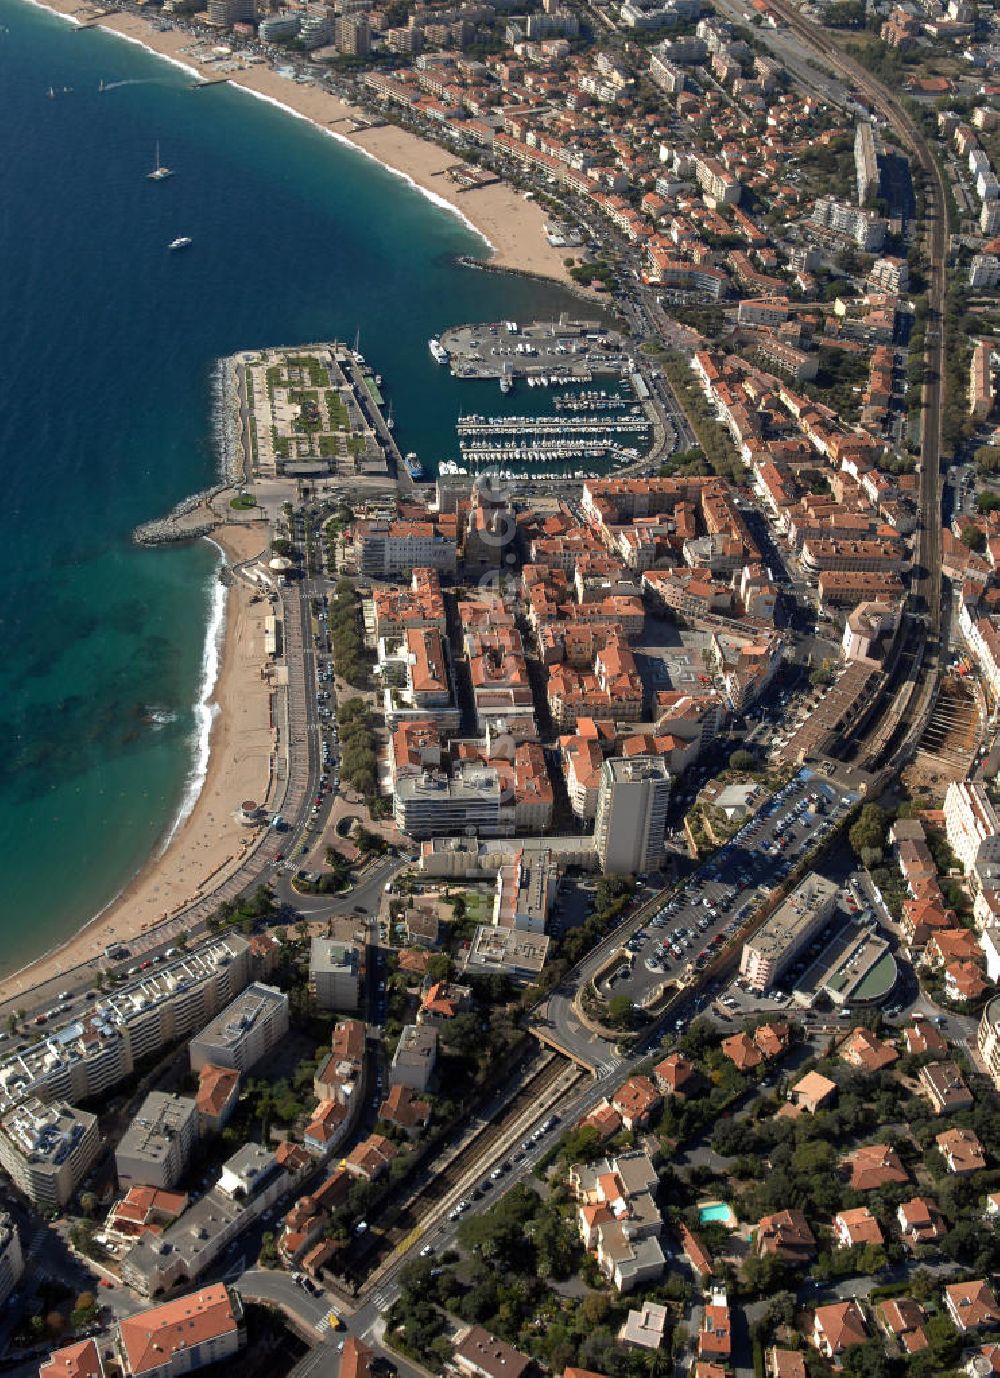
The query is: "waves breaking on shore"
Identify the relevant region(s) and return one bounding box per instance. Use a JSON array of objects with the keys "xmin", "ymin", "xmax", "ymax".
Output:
[{"xmin": 161, "ymin": 557, "xmax": 227, "ymax": 852}]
